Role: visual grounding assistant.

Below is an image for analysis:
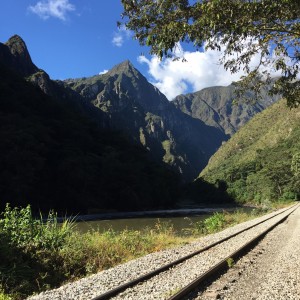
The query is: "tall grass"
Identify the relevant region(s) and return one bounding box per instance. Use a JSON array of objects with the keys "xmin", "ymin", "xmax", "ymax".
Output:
[
  {"xmin": 0, "ymin": 206, "xmax": 190, "ymax": 299},
  {"xmin": 0, "ymin": 204, "xmax": 75, "ymax": 300},
  {"xmin": 183, "ymin": 207, "xmax": 273, "ymax": 235}
]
